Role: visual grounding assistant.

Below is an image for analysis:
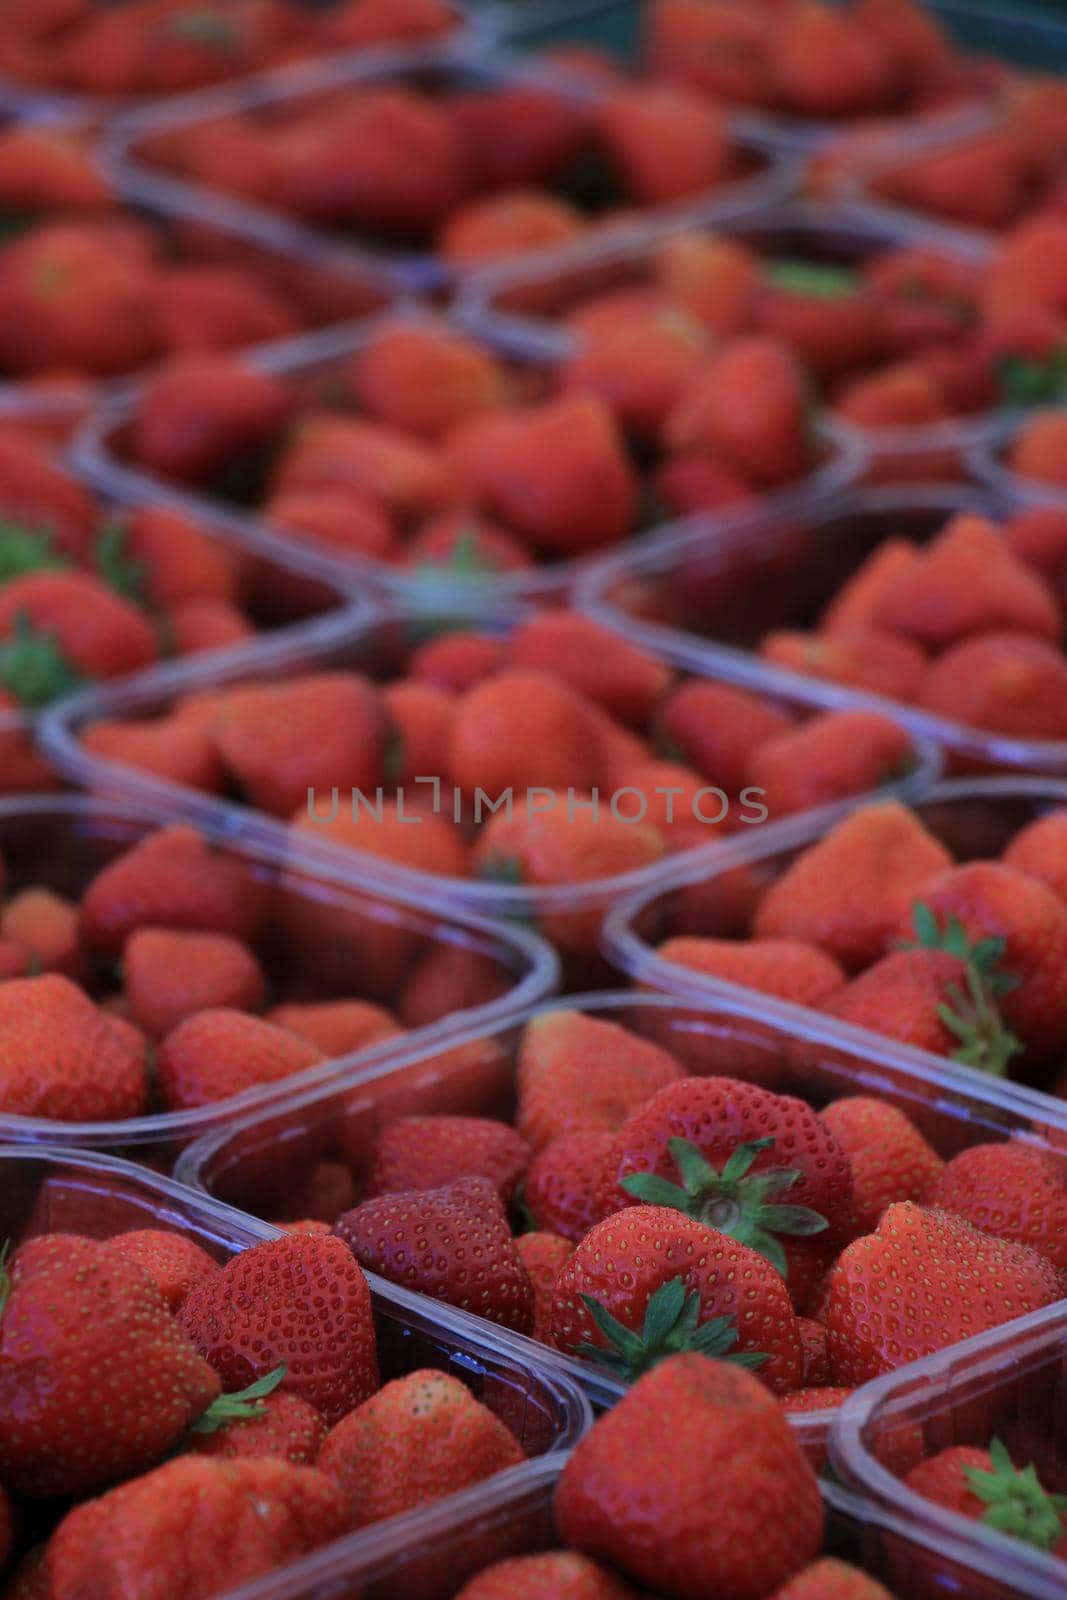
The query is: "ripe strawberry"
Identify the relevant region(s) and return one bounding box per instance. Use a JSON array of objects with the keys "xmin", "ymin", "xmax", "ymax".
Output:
[
  {"xmin": 154, "ymin": 263, "xmax": 298, "ymax": 356},
  {"xmin": 190, "ymin": 1390, "xmax": 328, "ymax": 1467},
  {"xmin": 1004, "ymin": 506, "xmax": 1067, "ymax": 595},
  {"xmin": 454, "ymin": 1552, "xmax": 638, "ymax": 1600},
  {"xmin": 595, "ymin": 84, "xmax": 729, "ymax": 205},
  {"xmin": 123, "ymin": 927, "xmax": 266, "ymax": 1040},
  {"xmin": 1008, "ymin": 410, "xmax": 1067, "ymax": 489},
  {"xmin": 551, "ymin": 1205, "xmax": 803, "ymax": 1393},
  {"xmin": 820, "ymin": 1097, "xmax": 943, "ymax": 1236},
  {"xmin": 917, "ymin": 630, "xmax": 1067, "ymax": 740},
  {"xmin": 44, "ymin": 1455, "xmax": 348, "ymax": 1599},
  {"xmin": 0, "ymin": 126, "xmax": 112, "ymax": 215},
  {"xmin": 596, "ymin": 1076, "xmax": 852, "ymax": 1300},
  {"xmin": 647, "ymin": 0, "xmax": 772, "ymax": 103},
  {"xmin": 0, "ymin": 973, "xmax": 148, "ymax": 1121},
  {"xmin": 662, "ymin": 336, "xmax": 812, "ymax": 488},
  {"xmin": 350, "ymin": 323, "xmax": 503, "ymax": 441},
  {"xmin": 796, "ymin": 1316, "xmax": 829, "ymax": 1388},
  {"xmin": 101, "ymin": 504, "xmax": 230, "ymax": 614},
  {"xmin": 410, "ymin": 630, "xmax": 504, "ymax": 694},
  {"xmin": 759, "ymin": 627, "xmax": 928, "ymax": 702},
  {"xmin": 266, "ymin": 483, "xmax": 397, "ymax": 561},
  {"xmin": 79, "ymin": 823, "xmax": 267, "ymax": 958},
  {"xmin": 265, "ymin": 999, "xmax": 402, "ymax": 1058},
  {"xmin": 320, "ymin": 0, "xmax": 459, "ymax": 51},
  {"xmin": 157, "ymin": 1008, "xmax": 322, "ymax": 1113},
  {"xmin": 750, "ymin": 710, "xmax": 917, "ymax": 819},
  {"xmin": 0, "ymin": 1234, "xmax": 222, "ymax": 1496},
  {"xmin": 445, "ymin": 393, "xmax": 637, "ymax": 555},
  {"xmin": 102, "ymin": 1229, "xmax": 221, "ymax": 1314},
  {"xmin": 767, "ymin": 1559, "xmax": 898, "ymax": 1600},
  {"xmin": 398, "ymin": 943, "xmax": 510, "ymax": 1031},
  {"xmin": 0, "ymin": 569, "xmax": 158, "ymax": 683},
  {"xmin": 273, "ymin": 413, "xmax": 457, "ymax": 524},
  {"xmin": 657, "ymin": 679, "xmax": 794, "ymax": 791},
  {"xmin": 447, "ymin": 82, "xmax": 589, "ymax": 190},
  {"xmin": 317, "ymin": 1369, "xmax": 523, "ymax": 1529},
  {"xmin": 929, "ymin": 1143, "xmax": 1067, "ymax": 1272},
  {"xmin": 655, "ymin": 936, "xmax": 846, "ymax": 1008},
  {"xmin": 0, "ymin": 887, "xmax": 84, "ymax": 979},
  {"xmin": 826, "ymin": 1202, "xmax": 1063, "ymax": 1386},
  {"xmin": 438, "ymin": 190, "xmax": 585, "ymax": 273},
  {"xmin": 515, "ymin": 1232, "xmax": 572, "ymax": 1344},
  {"xmin": 820, "ymin": 538, "xmax": 924, "ymax": 636},
  {"xmin": 522, "ymin": 1132, "xmax": 617, "ymax": 1245},
  {"xmin": 334, "ymin": 1175, "xmax": 534, "ymax": 1336},
  {"xmin": 381, "ymin": 679, "xmax": 455, "ymax": 788},
  {"xmin": 563, "ymin": 301, "xmax": 709, "ymax": 440},
  {"xmin": 80, "ymin": 713, "xmax": 226, "ymax": 794},
  {"xmin": 449, "ymin": 669, "xmax": 604, "ymax": 797},
  {"xmin": 904, "ymin": 1440, "xmax": 1067, "ymax": 1556},
  {"xmin": 1003, "ymin": 808, "xmax": 1067, "ymax": 903},
  {"xmin": 167, "ymin": 597, "xmax": 253, "ymax": 657},
  {"xmin": 557, "ymin": 1355, "xmax": 823, "ymax": 1599},
  {"xmin": 506, "ymin": 614, "xmax": 672, "ymax": 729},
  {"xmin": 367, "ymin": 1115, "xmax": 530, "ymax": 1207},
  {"xmin": 774, "ymin": 2, "xmax": 895, "ymax": 116},
  {"xmin": 516, "ymin": 1009, "xmax": 682, "ymax": 1154},
  {"xmin": 132, "ymin": 357, "xmax": 291, "ymax": 485},
  {"xmin": 403, "ymin": 510, "xmax": 534, "ymax": 579},
  {"xmin": 653, "ymin": 450, "xmax": 754, "ymax": 515},
  {"xmin": 755, "ymin": 260, "xmax": 882, "ymax": 385},
  {"xmin": 178, "ymin": 1234, "xmax": 378, "ymax": 1425}
]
